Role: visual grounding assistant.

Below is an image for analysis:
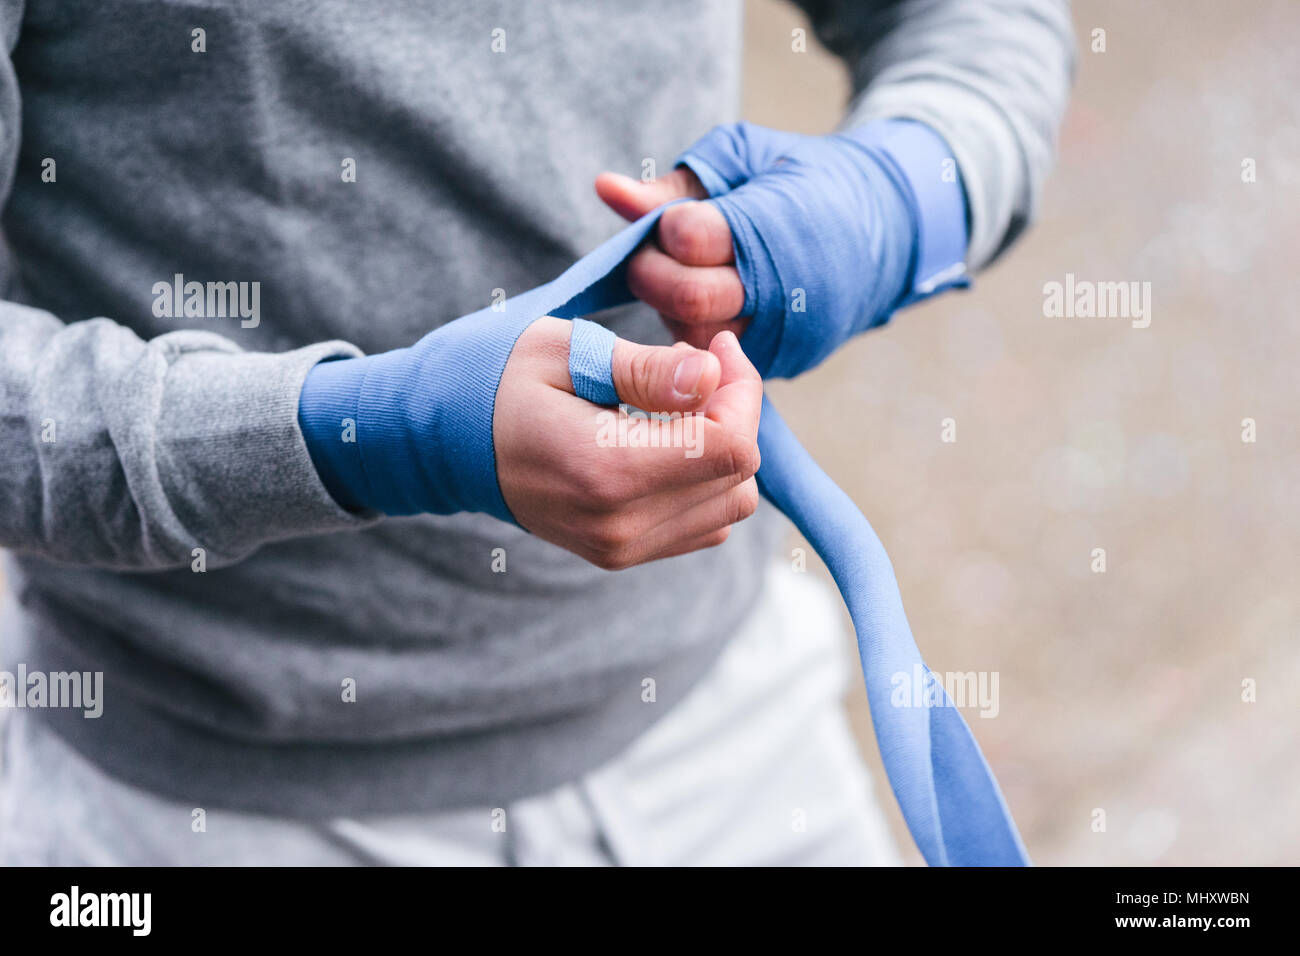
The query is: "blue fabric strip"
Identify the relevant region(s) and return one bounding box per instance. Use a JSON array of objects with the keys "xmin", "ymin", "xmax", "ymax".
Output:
[
  {"xmin": 300, "ymin": 120, "xmax": 1030, "ymax": 864},
  {"xmin": 675, "ymin": 119, "xmax": 970, "ymax": 379},
  {"xmin": 551, "ymin": 208, "xmax": 1028, "ymax": 867},
  {"xmin": 567, "ymin": 319, "xmax": 620, "ymax": 406},
  {"xmin": 298, "ymin": 204, "xmax": 686, "ymax": 521},
  {"xmin": 846, "ymin": 120, "xmax": 971, "ymax": 305},
  {"xmin": 300, "ymin": 309, "xmax": 534, "ymax": 521},
  {"xmin": 753, "ymin": 395, "xmax": 1028, "ymax": 866}
]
